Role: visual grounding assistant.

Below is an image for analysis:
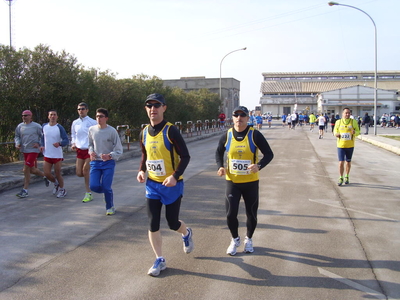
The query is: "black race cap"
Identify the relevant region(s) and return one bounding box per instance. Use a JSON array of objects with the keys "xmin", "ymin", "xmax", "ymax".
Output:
[
  {"xmin": 145, "ymin": 93, "xmax": 166, "ymax": 105},
  {"xmin": 233, "ymin": 106, "xmax": 249, "ymax": 116}
]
